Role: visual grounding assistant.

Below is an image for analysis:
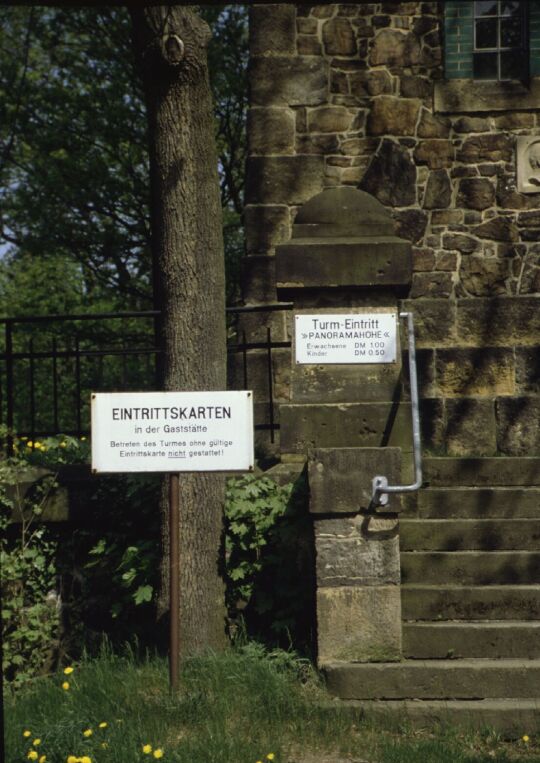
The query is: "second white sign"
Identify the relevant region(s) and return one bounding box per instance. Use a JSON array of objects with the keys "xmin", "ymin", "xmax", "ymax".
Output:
[{"xmin": 295, "ymin": 313, "xmax": 397, "ymax": 365}]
